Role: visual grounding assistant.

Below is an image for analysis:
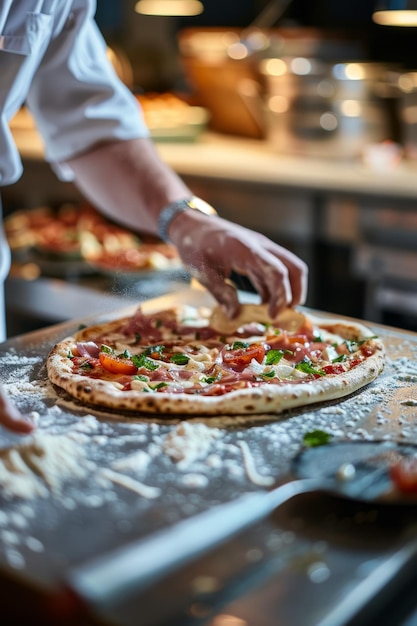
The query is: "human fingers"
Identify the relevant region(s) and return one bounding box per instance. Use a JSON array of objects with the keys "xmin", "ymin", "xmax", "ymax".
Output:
[
  {"xmin": 241, "ymin": 232, "xmax": 308, "ymax": 314},
  {"xmin": 267, "ymin": 246, "xmax": 309, "ymax": 309},
  {"xmin": 0, "ymin": 390, "xmax": 35, "ymax": 435},
  {"xmin": 195, "ymin": 265, "xmax": 241, "ymax": 318}
]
